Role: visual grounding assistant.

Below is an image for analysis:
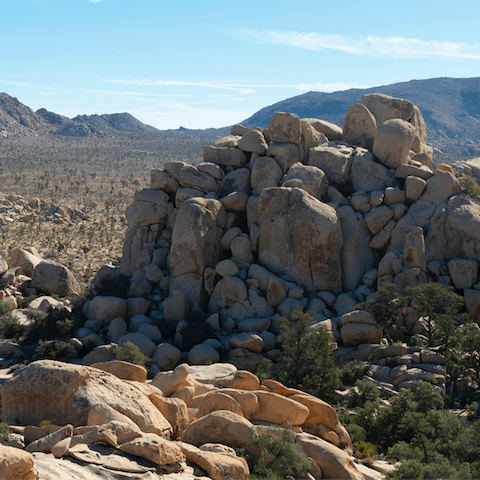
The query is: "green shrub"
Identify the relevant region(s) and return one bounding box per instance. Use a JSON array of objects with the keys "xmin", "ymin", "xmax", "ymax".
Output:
[
  {"xmin": 0, "ymin": 314, "xmax": 25, "ymax": 341},
  {"xmin": 355, "ymin": 440, "xmax": 377, "ymax": 458},
  {"xmin": 355, "ymin": 283, "xmax": 407, "ymax": 333},
  {"xmin": 339, "ymin": 361, "xmax": 367, "ymax": 386},
  {"xmin": 16, "ymin": 295, "xmax": 38, "ymax": 309},
  {"xmin": 0, "ymin": 422, "xmax": 10, "ymax": 443},
  {"xmin": 34, "ymin": 340, "xmax": 76, "ymax": 361},
  {"xmin": 459, "ymin": 175, "xmax": 480, "ymax": 199},
  {"xmin": 0, "ymin": 300, "xmax": 12, "ymax": 316},
  {"xmin": 407, "ymin": 282, "xmax": 465, "ymax": 351},
  {"xmin": 113, "ymin": 342, "xmax": 151, "ymax": 369},
  {"xmin": 344, "ymin": 422, "xmax": 366, "ymax": 444},
  {"xmin": 22, "ymin": 306, "xmax": 74, "ymax": 345},
  {"xmin": 248, "ymin": 427, "xmax": 311, "ymax": 479},
  {"xmin": 347, "ymin": 379, "xmax": 380, "ymax": 408},
  {"xmin": 256, "ymin": 310, "xmax": 339, "ymax": 403}
]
